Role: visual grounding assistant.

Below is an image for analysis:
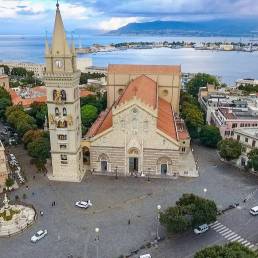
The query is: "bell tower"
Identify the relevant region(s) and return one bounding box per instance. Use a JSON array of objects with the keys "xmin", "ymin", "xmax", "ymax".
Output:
[{"xmin": 44, "ymin": 2, "xmax": 84, "ymax": 182}]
